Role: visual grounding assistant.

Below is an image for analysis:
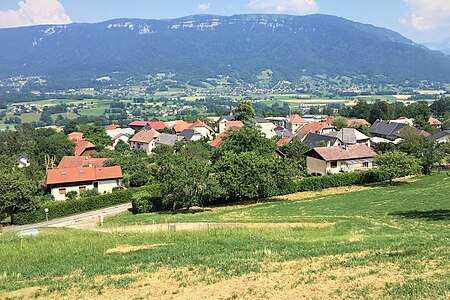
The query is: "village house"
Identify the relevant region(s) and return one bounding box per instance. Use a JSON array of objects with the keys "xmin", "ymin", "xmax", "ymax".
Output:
[
  {"xmin": 17, "ymin": 153, "xmax": 30, "ymax": 168},
  {"xmin": 188, "ymin": 120, "xmax": 214, "ymax": 139},
  {"xmin": 255, "ymin": 117, "xmax": 277, "ymax": 138},
  {"xmin": 46, "ymin": 166, "xmax": 123, "ymax": 201},
  {"xmin": 304, "ymin": 144, "xmax": 376, "ymax": 176},
  {"xmin": 301, "ymin": 132, "xmax": 339, "ymax": 148},
  {"xmin": 57, "ymin": 156, "xmax": 107, "ymax": 169},
  {"xmin": 129, "ymin": 120, "xmax": 168, "ymax": 132},
  {"xmin": 155, "ymin": 133, "xmax": 186, "ymax": 147},
  {"xmin": 370, "ymin": 119, "xmax": 430, "ymax": 141},
  {"xmin": 129, "ymin": 127, "xmax": 161, "ymax": 153},
  {"xmin": 347, "ymin": 119, "xmax": 370, "ymax": 127},
  {"xmin": 298, "ymin": 120, "xmax": 336, "ymax": 135},
  {"xmin": 329, "ymin": 128, "xmax": 371, "ymax": 147},
  {"xmin": 285, "ymin": 115, "xmax": 307, "ymax": 134},
  {"xmin": 428, "ymin": 130, "xmax": 450, "ymax": 143},
  {"xmin": 217, "ymin": 116, "xmax": 235, "ymax": 133}
]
